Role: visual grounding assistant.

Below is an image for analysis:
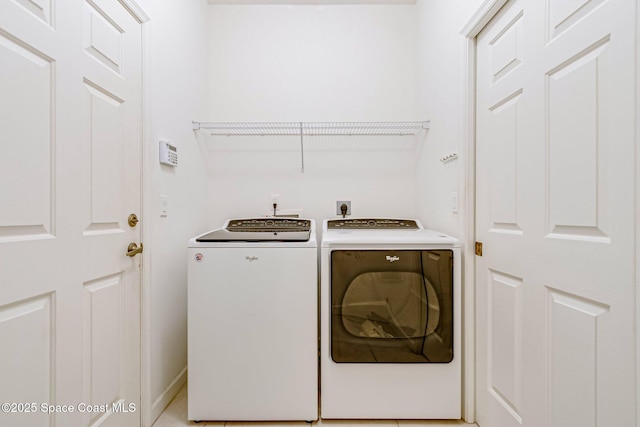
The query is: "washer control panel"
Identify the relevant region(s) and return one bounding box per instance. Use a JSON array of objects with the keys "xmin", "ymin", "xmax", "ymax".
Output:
[
  {"xmin": 328, "ymin": 218, "xmax": 419, "ymax": 229},
  {"xmin": 227, "ymin": 218, "xmax": 311, "ymax": 232}
]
